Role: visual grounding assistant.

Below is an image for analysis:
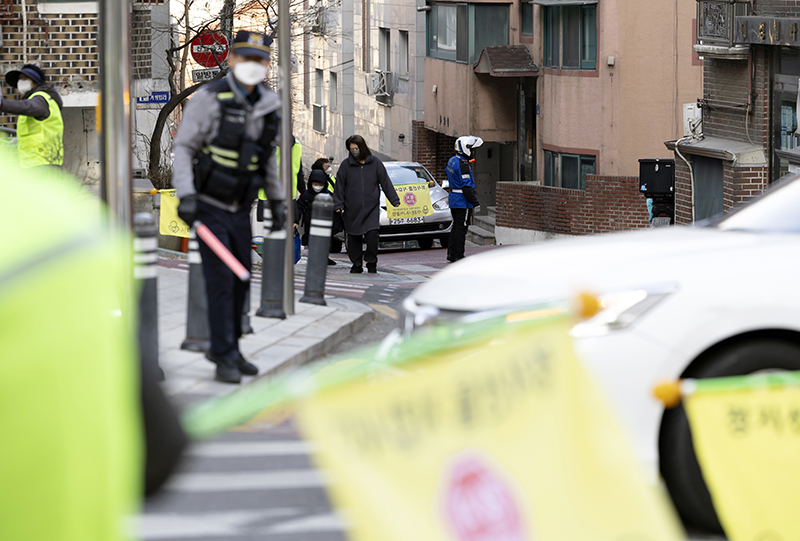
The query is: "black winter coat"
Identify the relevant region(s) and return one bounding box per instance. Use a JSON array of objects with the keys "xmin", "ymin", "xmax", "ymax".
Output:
[{"xmin": 332, "ymin": 154, "xmax": 400, "ymax": 235}]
